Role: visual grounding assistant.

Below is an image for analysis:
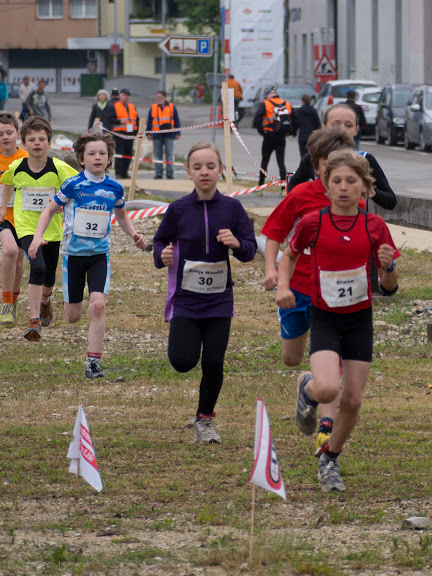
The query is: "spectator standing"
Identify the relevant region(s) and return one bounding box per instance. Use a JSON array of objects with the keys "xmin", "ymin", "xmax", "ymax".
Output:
[
  {"xmin": 227, "ymin": 74, "xmax": 244, "ymax": 124},
  {"xmin": 0, "ymin": 73, "xmax": 8, "ymax": 111},
  {"xmin": 109, "ymin": 88, "xmax": 139, "ymax": 179},
  {"xmin": 345, "ymin": 90, "xmax": 366, "ymax": 151},
  {"xmin": 146, "ymin": 90, "xmax": 180, "ymax": 180},
  {"xmin": 88, "ymin": 89, "xmax": 111, "ymax": 131},
  {"xmin": 296, "ymin": 94, "xmax": 321, "ymax": 158},
  {"xmin": 109, "ymin": 88, "xmax": 120, "ymax": 105},
  {"xmin": 25, "ymin": 80, "xmax": 51, "ymax": 121},
  {"xmin": 19, "ymin": 76, "xmax": 35, "ymax": 121},
  {"xmin": 253, "ymin": 90, "xmax": 294, "ymax": 185}
]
